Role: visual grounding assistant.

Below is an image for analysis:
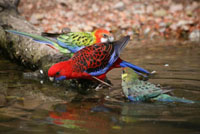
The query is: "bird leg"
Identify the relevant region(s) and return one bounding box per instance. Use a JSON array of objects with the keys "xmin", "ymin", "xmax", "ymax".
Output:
[{"xmin": 92, "ymin": 76, "xmax": 112, "ymax": 87}]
